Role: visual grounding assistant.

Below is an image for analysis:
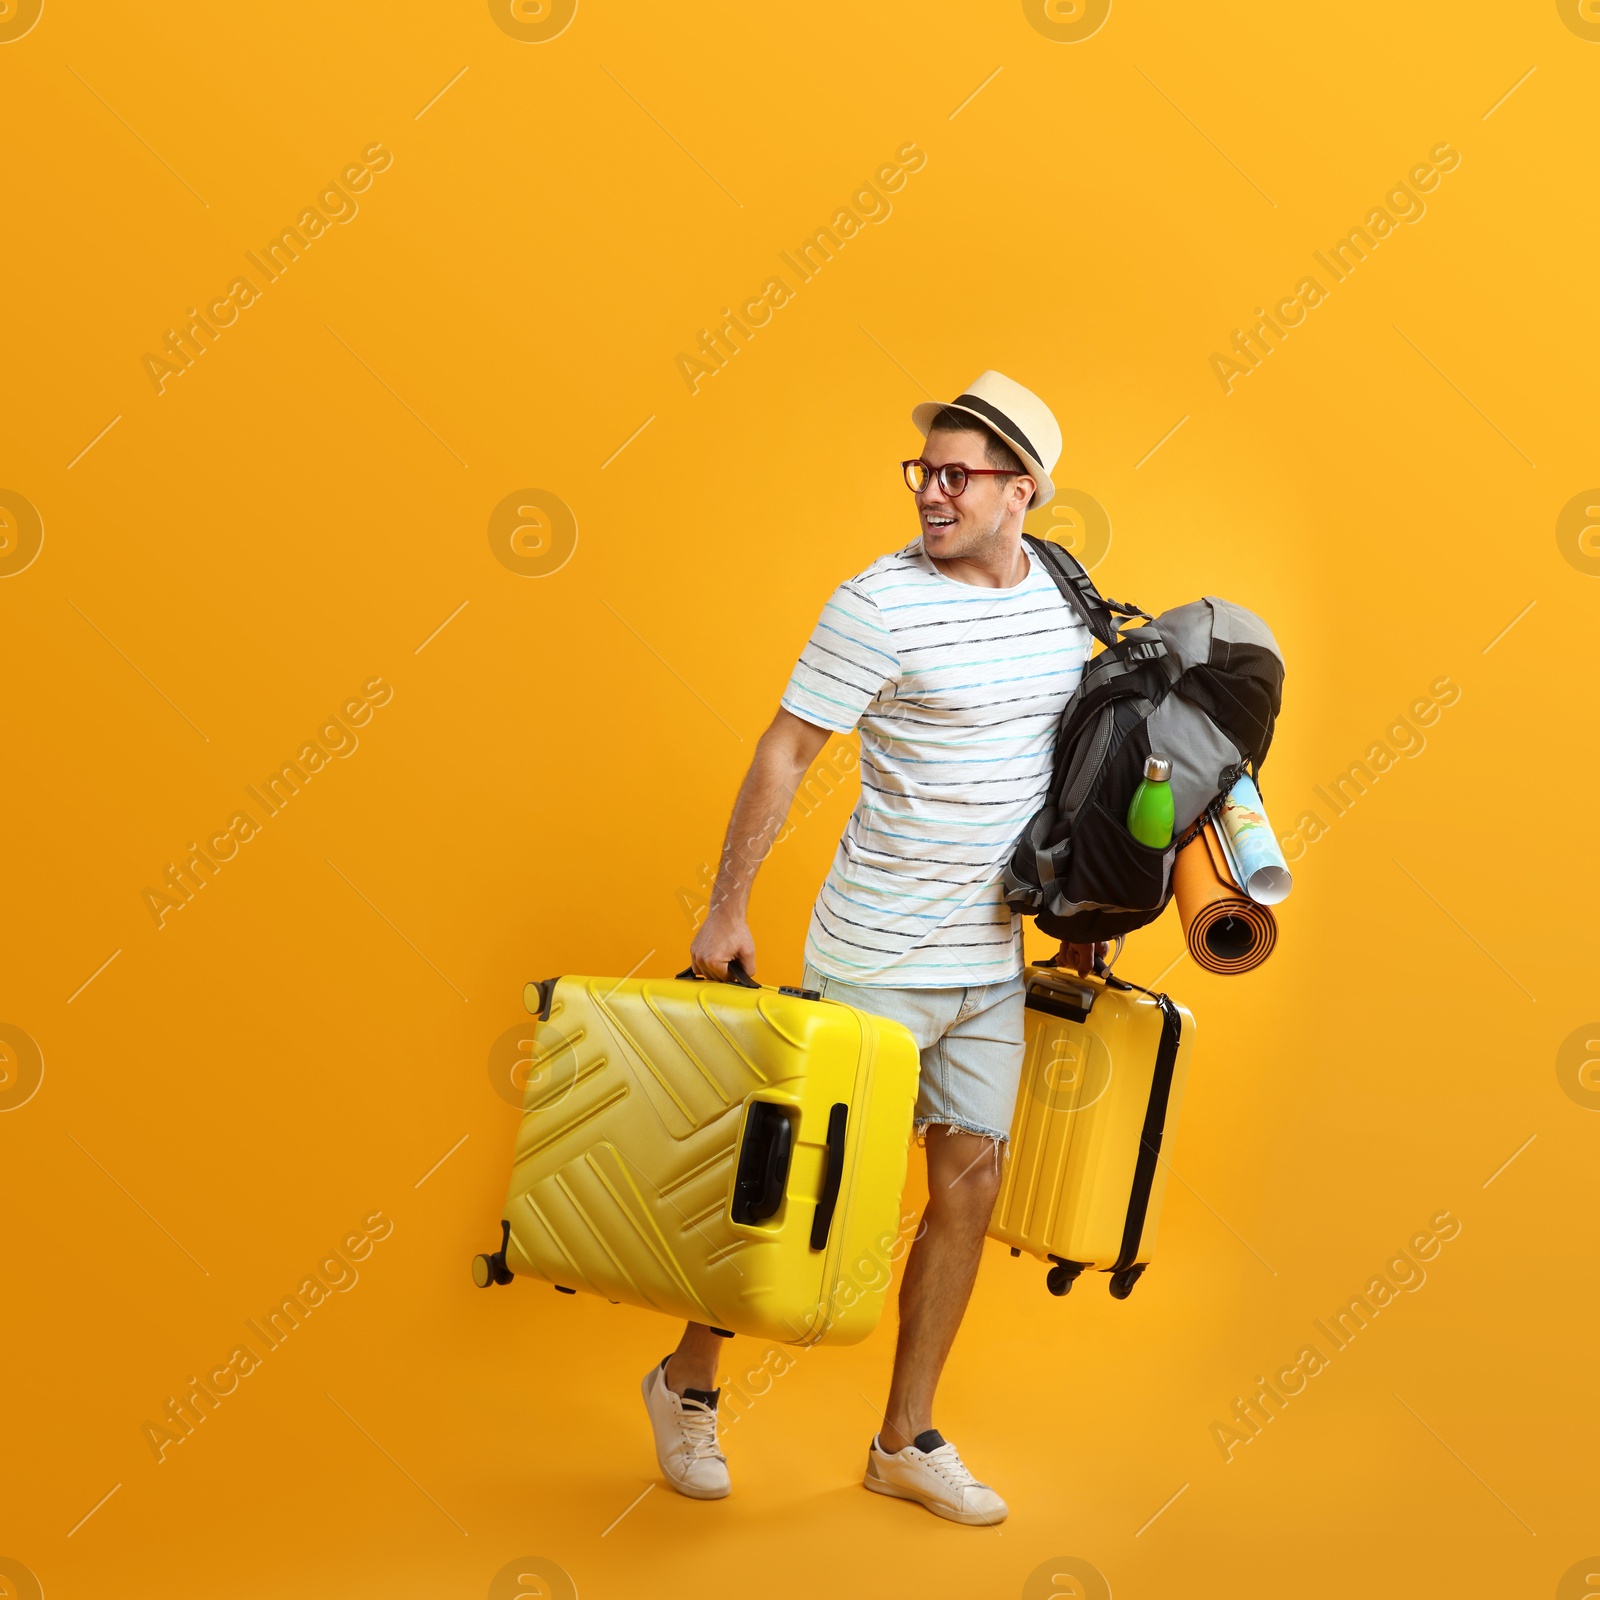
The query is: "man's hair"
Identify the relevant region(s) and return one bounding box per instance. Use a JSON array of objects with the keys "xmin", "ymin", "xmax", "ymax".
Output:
[{"xmin": 928, "ymin": 405, "xmax": 1025, "ymax": 475}]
